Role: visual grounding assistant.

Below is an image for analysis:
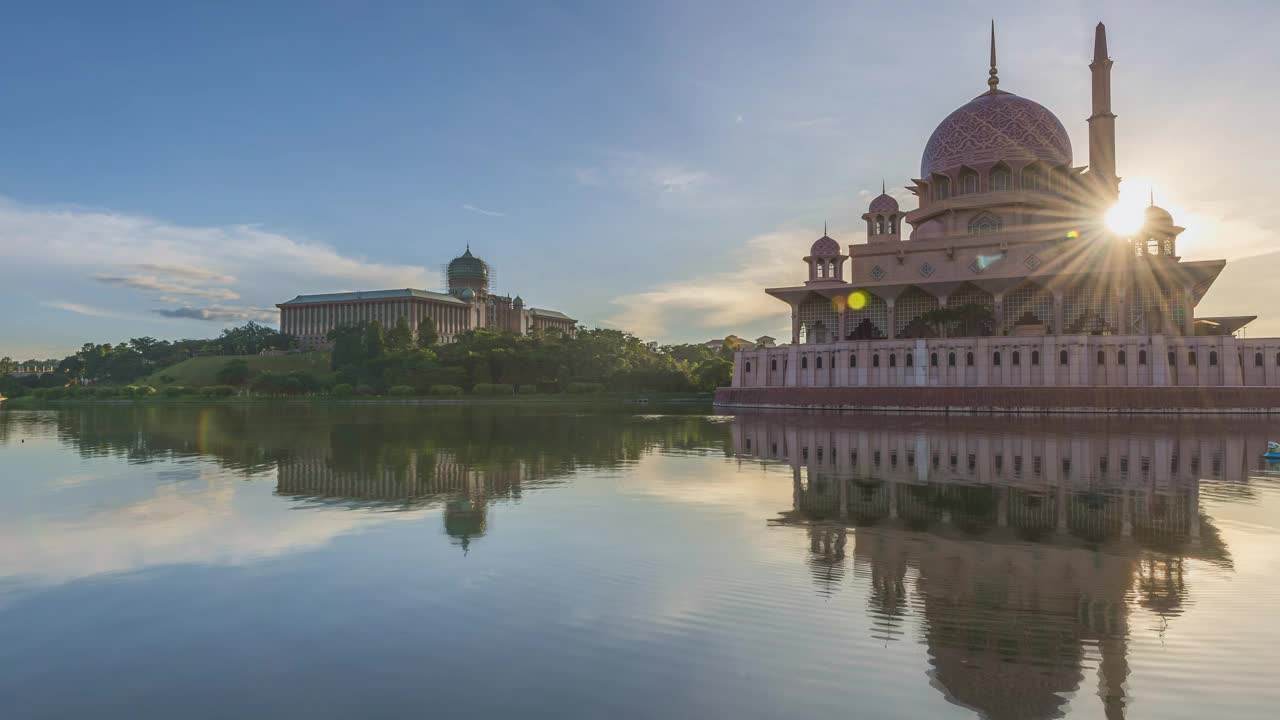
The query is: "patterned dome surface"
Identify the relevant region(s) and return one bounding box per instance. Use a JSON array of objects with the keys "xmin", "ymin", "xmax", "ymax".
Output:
[
  {"xmin": 868, "ymin": 193, "xmax": 899, "ymax": 213},
  {"xmin": 920, "ymin": 92, "xmax": 1072, "ymax": 177},
  {"xmin": 447, "ymin": 247, "xmax": 489, "ymax": 282},
  {"xmin": 810, "ymin": 235, "xmax": 840, "ymax": 257}
]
